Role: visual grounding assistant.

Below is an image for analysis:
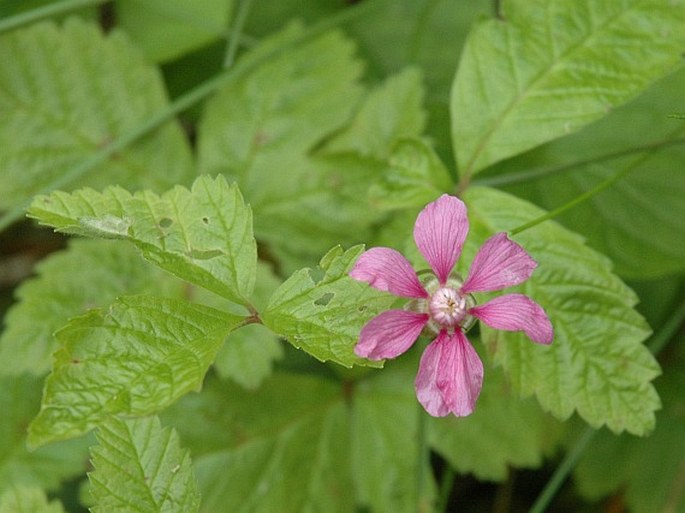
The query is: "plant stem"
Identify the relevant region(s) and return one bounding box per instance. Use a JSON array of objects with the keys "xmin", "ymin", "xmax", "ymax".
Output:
[
  {"xmin": 223, "ymin": 0, "xmax": 254, "ymax": 68},
  {"xmin": 647, "ymin": 298, "xmax": 685, "ymax": 355},
  {"xmin": 0, "ymin": 0, "xmax": 107, "ymax": 34},
  {"xmin": 507, "ymin": 161, "xmax": 634, "ymax": 236},
  {"xmin": 416, "ymin": 404, "xmax": 430, "ymax": 513},
  {"xmin": 528, "ymin": 427, "xmax": 596, "ymax": 513},
  {"xmin": 528, "ymin": 298, "xmax": 685, "ymax": 513},
  {"xmin": 436, "ymin": 464, "xmax": 456, "ymax": 513},
  {"xmin": 0, "ymin": 0, "xmax": 380, "ymax": 233},
  {"xmin": 473, "ymin": 137, "xmax": 685, "ymax": 188}
]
